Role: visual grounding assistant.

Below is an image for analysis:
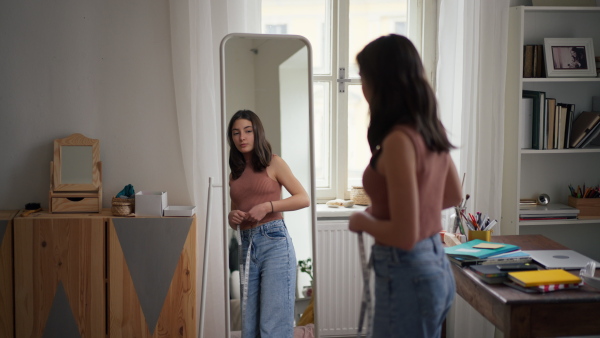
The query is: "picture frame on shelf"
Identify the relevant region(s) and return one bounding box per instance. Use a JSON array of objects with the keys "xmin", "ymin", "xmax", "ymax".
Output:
[{"xmin": 544, "ymin": 38, "xmax": 597, "ymax": 78}]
